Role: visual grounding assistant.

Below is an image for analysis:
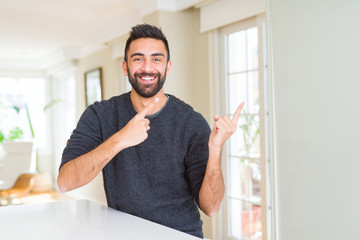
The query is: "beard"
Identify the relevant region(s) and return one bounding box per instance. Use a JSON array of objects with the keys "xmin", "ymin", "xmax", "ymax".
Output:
[{"xmin": 127, "ymin": 66, "xmax": 167, "ymax": 98}]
